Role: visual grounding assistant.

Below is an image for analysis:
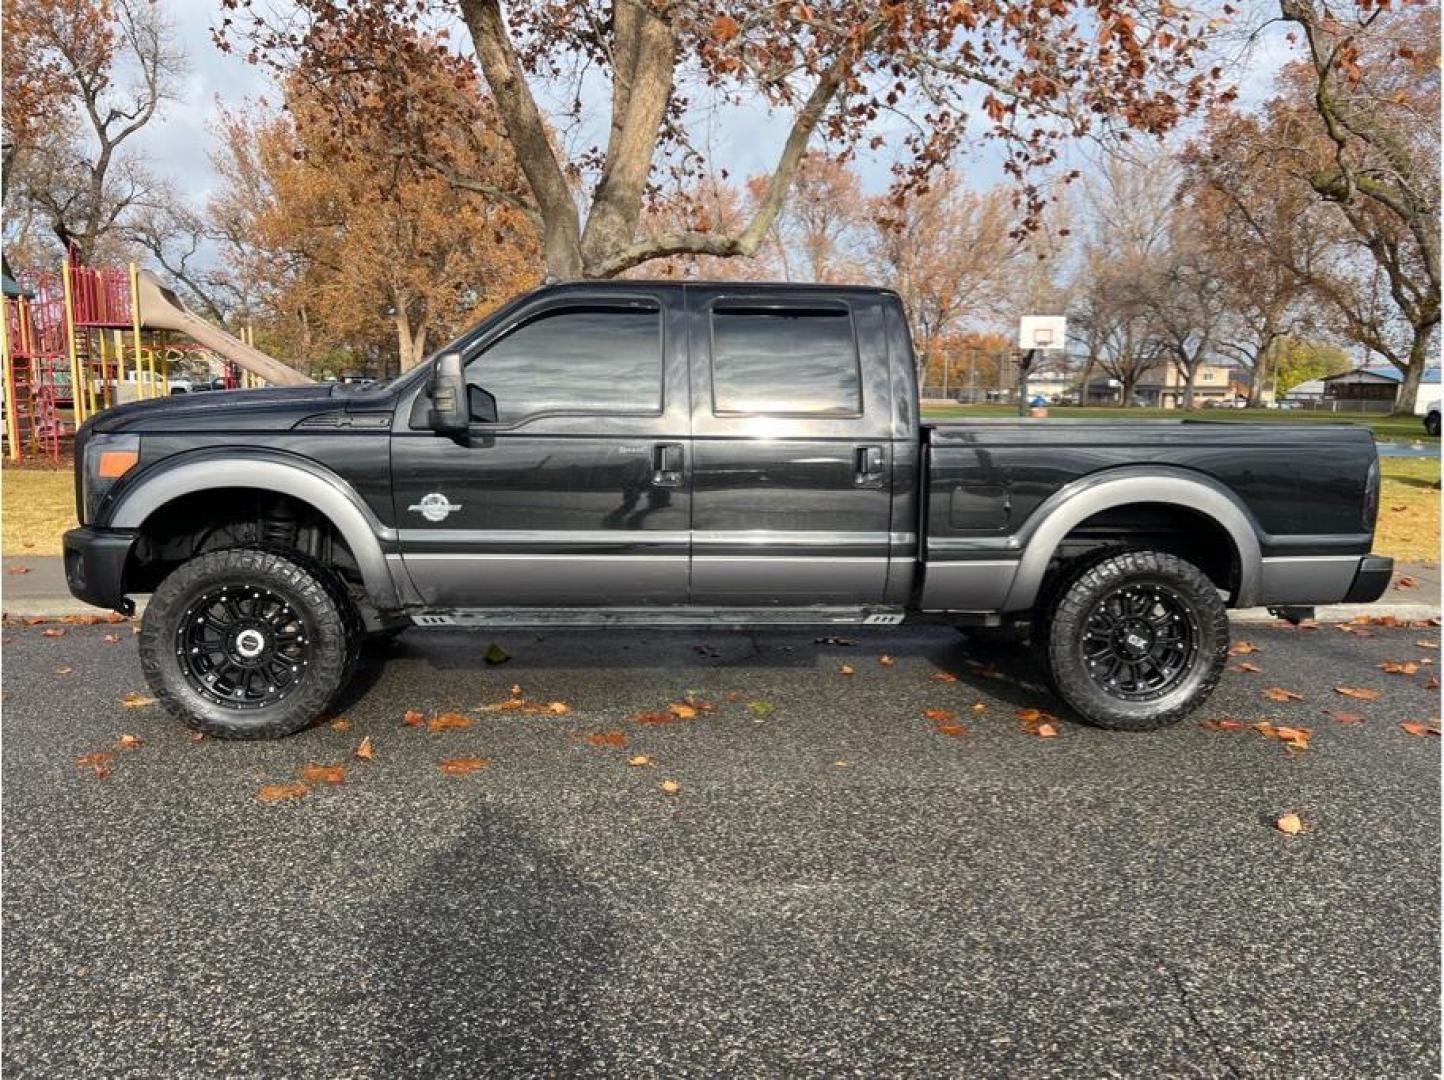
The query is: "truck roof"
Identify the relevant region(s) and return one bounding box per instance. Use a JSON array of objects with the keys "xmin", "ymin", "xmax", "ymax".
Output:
[{"xmin": 531, "ymin": 279, "xmax": 901, "ymax": 301}]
